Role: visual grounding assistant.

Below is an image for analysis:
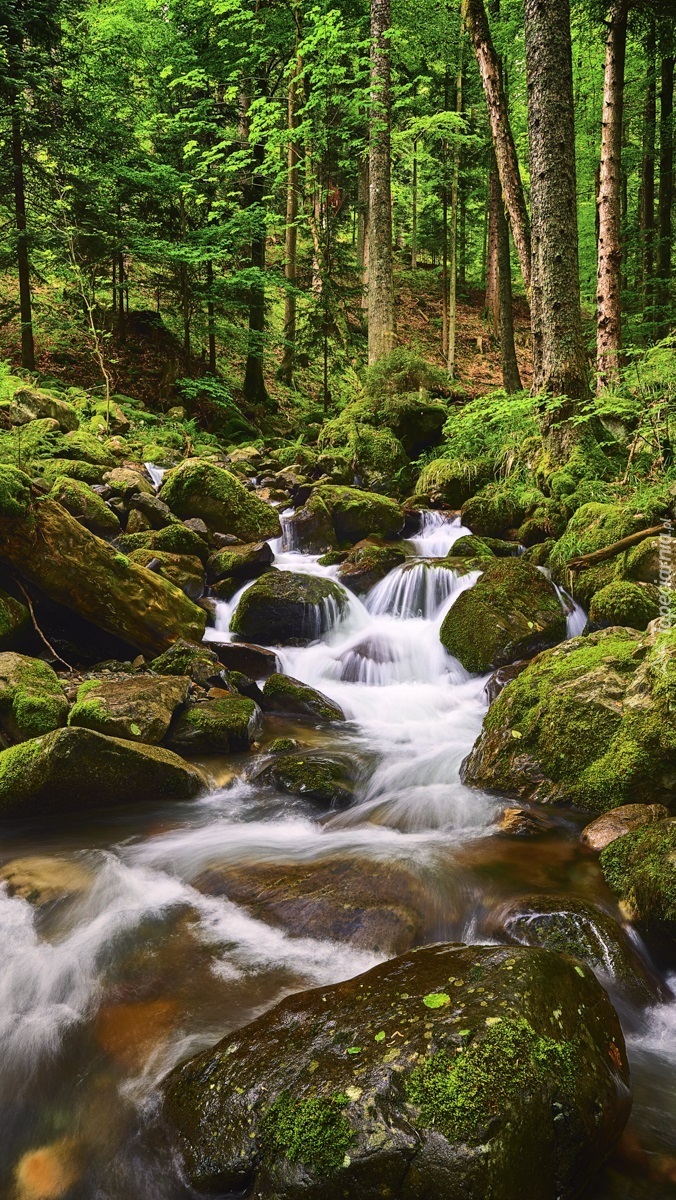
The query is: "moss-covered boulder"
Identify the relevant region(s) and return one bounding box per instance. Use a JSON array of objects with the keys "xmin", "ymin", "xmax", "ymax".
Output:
[
  {"xmin": 600, "ymin": 818, "xmax": 676, "ymax": 925},
  {"xmin": 49, "ymin": 476, "xmax": 120, "ymax": 538},
  {"xmin": 337, "ymin": 538, "xmax": 409, "ymax": 595},
  {"xmin": 36, "ymin": 458, "xmax": 106, "ymax": 487},
  {"xmin": 283, "ymin": 492, "xmax": 337, "ymax": 555},
  {"xmin": 68, "ymin": 675, "xmax": 189, "ymax": 744},
  {"xmin": 195, "ymin": 857, "xmax": 430, "ymax": 955},
  {"xmin": 10, "ymin": 386, "xmax": 79, "ymax": 432},
  {"xmin": 159, "ymin": 459, "xmax": 281, "ymax": 540},
  {"xmin": 463, "ymin": 626, "xmax": 676, "ymax": 813},
  {"xmin": 0, "ymin": 588, "xmax": 30, "ymax": 651},
  {"xmin": 451, "ymin": 534, "xmax": 495, "ymax": 558},
  {"xmin": 119, "ymin": 523, "xmax": 210, "ymax": 563},
  {"xmin": 0, "ymin": 726, "xmax": 205, "ymax": 817},
  {"xmin": 163, "ymin": 943, "xmax": 630, "ymax": 1199},
  {"xmin": 231, "ymin": 572, "xmax": 348, "ymax": 646},
  {"xmin": 549, "ymin": 502, "xmax": 648, "ymax": 607},
  {"xmin": 166, "ymin": 695, "xmax": 261, "ymax": 754},
  {"xmin": 461, "ymin": 481, "xmax": 545, "ymax": 538},
  {"xmin": 622, "ymin": 535, "xmax": 665, "ymax": 585},
  {"xmin": 0, "ymin": 652, "xmax": 68, "ymax": 744},
  {"xmin": 103, "ymin": 466, "xmax": 154, "ymax": 499},
  {"xmin": 314, "ymin": 485, "xmax": 403, "ymax": 544},
  {"xmin": 0, "ymin": 497, "xmax": 206, "ymax": 657},
  {"xmin": 262, "ymin": 673, "xmax": 344, "ymax": 721},
  {"xmin": 415, "ymin": 457, "xmax": 493, "ymax": 509},
  {"xmin": 57, "ymin": 429, "xmax": 116, "ymax": 468},
  {"xmin": 207, "ymin": 541, "xmax": 274, "ymax": 598},
  {"xmin": 588, "ymin": 581, "xmax": 660, "ymax": 631},
  {"xmin": 256, "ymin": 753, "xmax": 353, "ymax": 807},
  {"xmin": 128, "ymin": 550, "xmax": 205, "ymax": 601},
  {"xmin": 581, "ymin": 802, "xmax": 669, "ymax": 851},
  {"xmin": 321, "ymin": 422, "xmax": 409, "ymax": 494},
  {"xmin": 440, "ymin": 558, "xmax": 566, "ymax": 673},
  {"xmin": 150, "ymin": 639, "xmax": 220, "ymax": 686}
]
